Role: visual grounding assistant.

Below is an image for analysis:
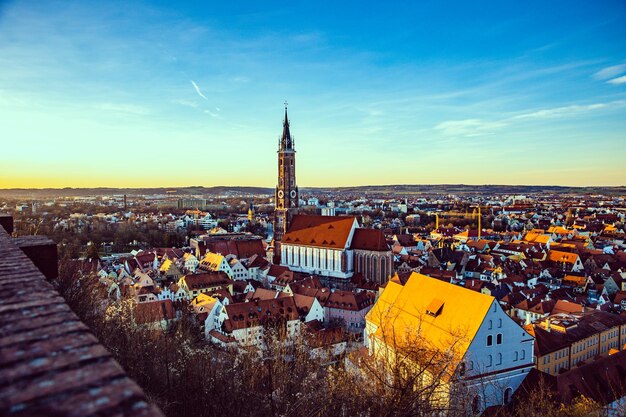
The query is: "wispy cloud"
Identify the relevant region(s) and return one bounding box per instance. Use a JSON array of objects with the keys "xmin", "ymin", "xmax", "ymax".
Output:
[
  {"xmin": 96, "ymin": 102, "xmax": 149, "ymax": 115},
  {"xmin": 204, "ymin": 109, "xmax": 219, "ymax": 118},
  {"xmin": 607, "ymin": 75, "xmax": 626, "ymax": 85},
  {"xmin": 434, "ymin": 119, "xmax": 506, "ymax": 137},
  {"xmin": 511, "ymin": 102, "xmax": 616, "ymax": 120},
  {"xmin": 190, "ymin": 80, "xmax": 208, "ymax": 100},
  {"xmin": 230, "ymin": 76, "xmax": 250, "ymax": 84},
  {"xmin": 435, "ymin": 100, "xmax": 625, "ymax": 137},
  {"xmin": 172, "ymin": 99, "xmax": 198, "ymax": 109},
  {"xmin": 172, "ymin": 99, "xmax": 198, "ymax": 108},
  {"xmin": 594, "ymin": 64, "xmax": 626, "ymax": 80}
]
